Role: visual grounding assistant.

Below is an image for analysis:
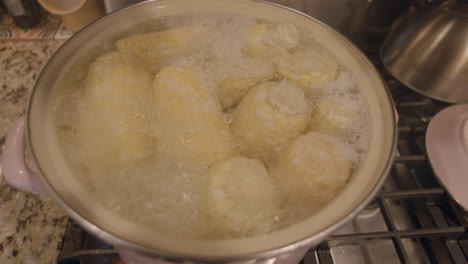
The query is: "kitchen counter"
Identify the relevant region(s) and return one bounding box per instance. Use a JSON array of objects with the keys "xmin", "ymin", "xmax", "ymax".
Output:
[{"xmin": 0, "ymin": 40, "xmax": 69, "ymax": 263}]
